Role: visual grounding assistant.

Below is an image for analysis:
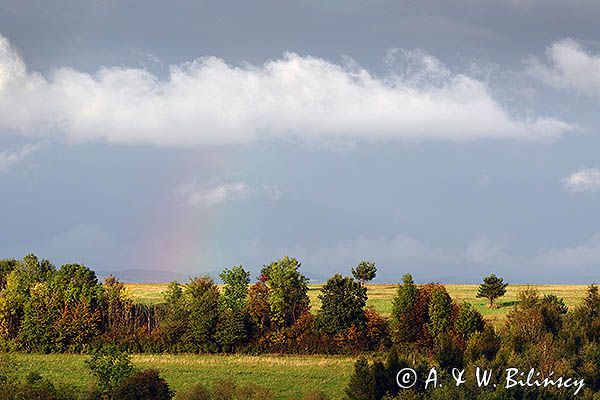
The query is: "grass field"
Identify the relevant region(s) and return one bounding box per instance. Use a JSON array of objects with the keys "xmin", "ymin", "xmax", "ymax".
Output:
[
  {"xmin": 125, "ymin": 283, "xmax": 590, "ymax": 327},
  {"xmin": 11, "ymin": 353, "xmax": 355, "ymax": 399}
]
